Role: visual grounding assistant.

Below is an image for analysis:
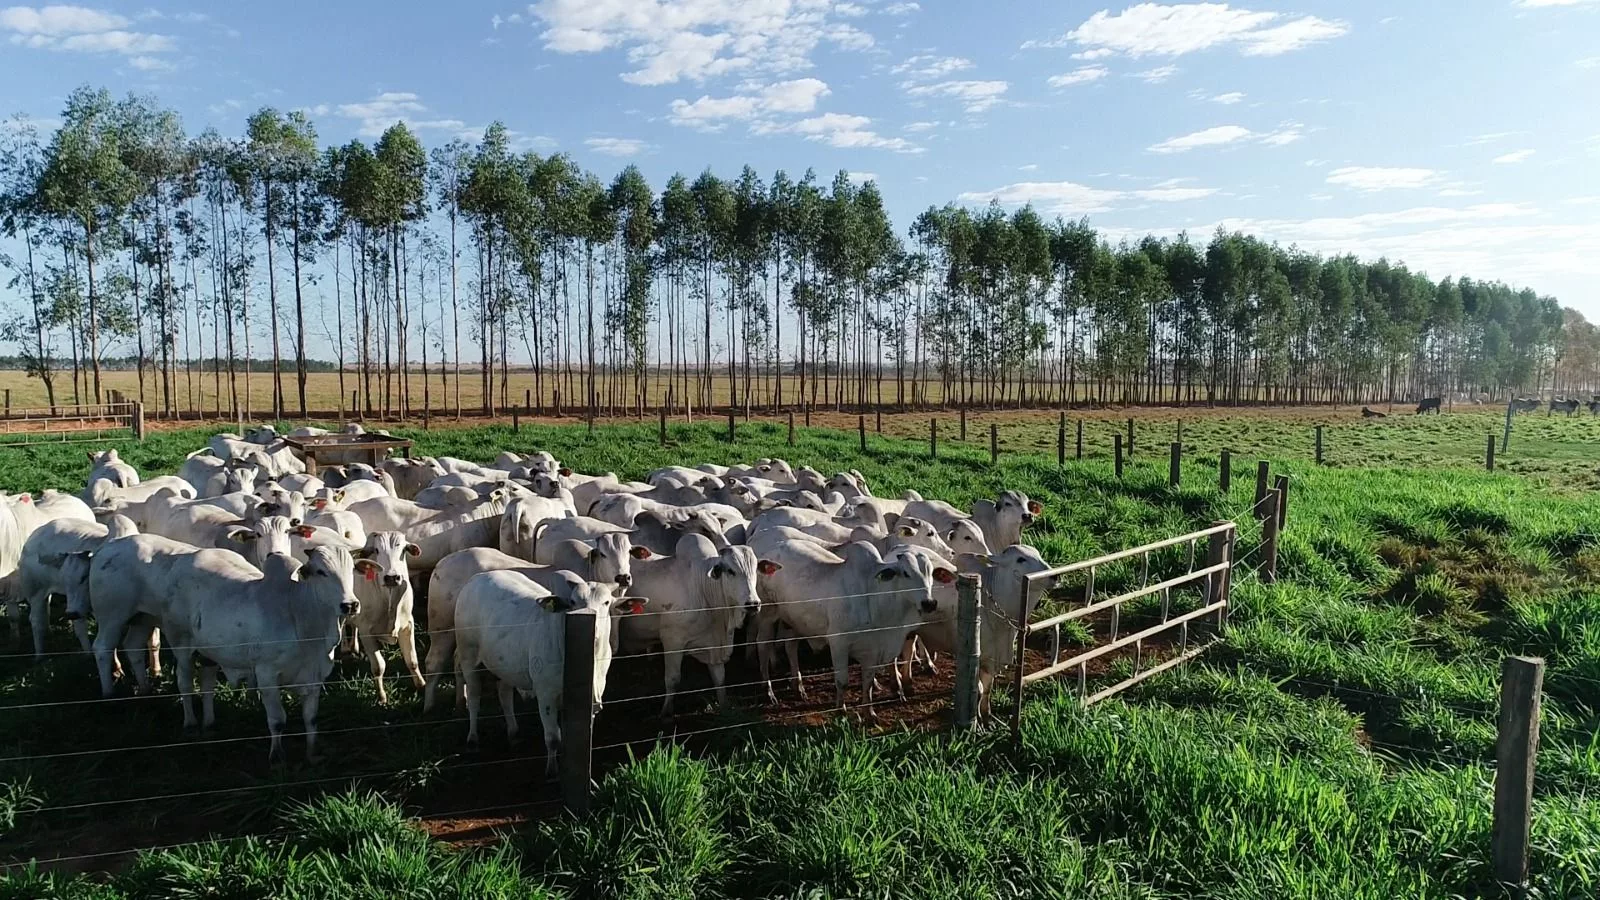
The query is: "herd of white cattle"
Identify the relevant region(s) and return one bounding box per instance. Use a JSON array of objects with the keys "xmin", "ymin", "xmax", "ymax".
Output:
[{"xmin": 0, "ymin": 424, "xmax": 1057, "ymax": 771}]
